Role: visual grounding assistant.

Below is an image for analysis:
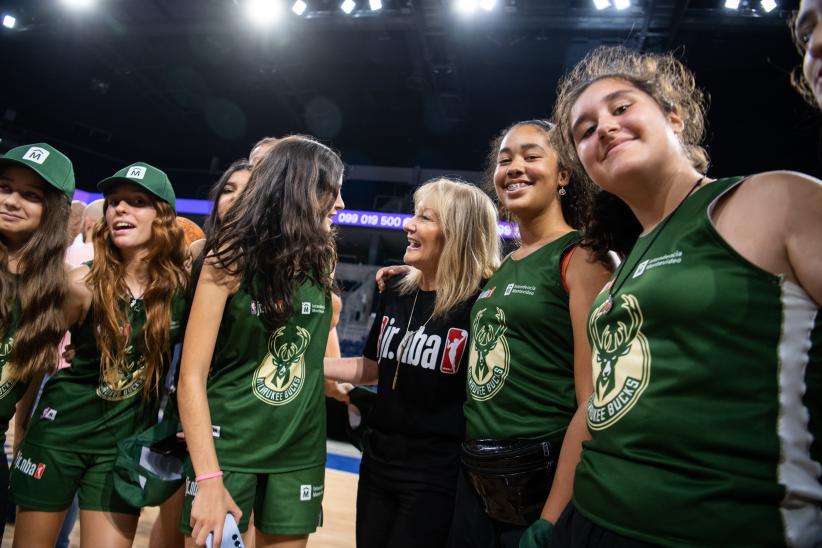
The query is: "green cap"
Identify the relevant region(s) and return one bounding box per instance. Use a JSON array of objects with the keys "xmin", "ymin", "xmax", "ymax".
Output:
[
  {"xmin": 0, "ymin": 143, "xmax": 75, "ymax": 199},
  {"xmin": 113, "ymin": 417, "xmax": 185, "ymax": 507},
  {"xmin": 98, "ymin": 162, "xmax": 176, "ymax": 211}
]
